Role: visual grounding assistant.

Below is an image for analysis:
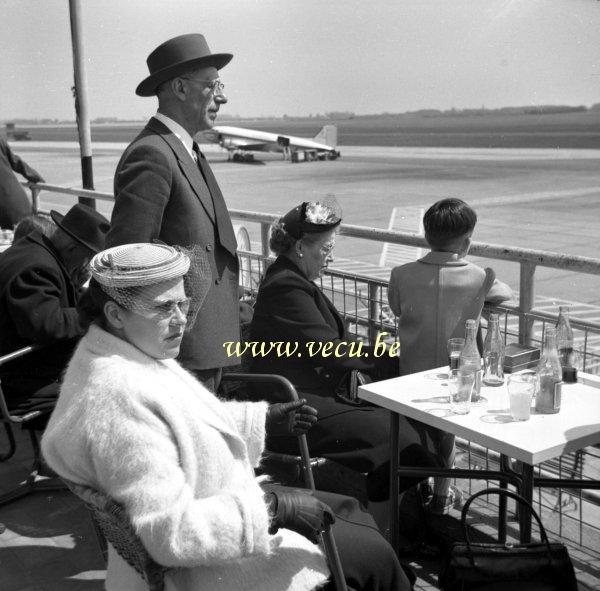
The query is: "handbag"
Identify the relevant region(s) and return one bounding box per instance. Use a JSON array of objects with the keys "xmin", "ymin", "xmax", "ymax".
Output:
[
  {"xmin": 438, "ymin": 487, "xmax": 578, "ymax": 591},
  {"xmin": 334, "ymin": 369, "xmax": 372, "ymax": 406}
]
